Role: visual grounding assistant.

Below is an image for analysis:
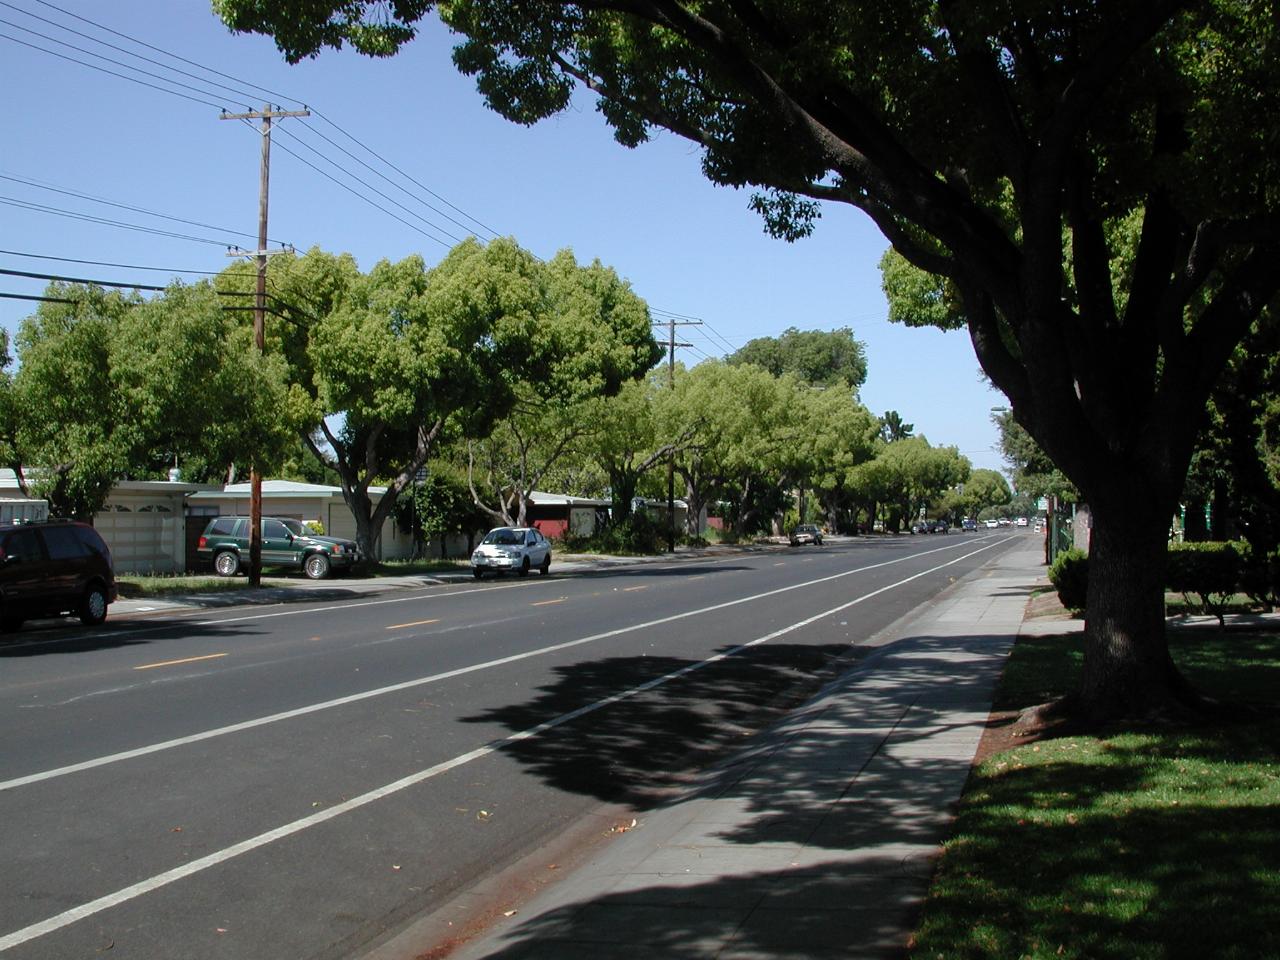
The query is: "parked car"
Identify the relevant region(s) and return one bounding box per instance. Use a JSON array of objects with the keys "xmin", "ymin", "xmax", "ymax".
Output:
[
  {"xmin": 789, "ymin": 523, "xmax": 824, "ymax": 546},
  {"xmin": 911, "ymin": 520, "xmax": 930, "ymax": 534},
  {"xmin": 0, "ymin": 519, "xmax": 117, "ymax": 631},
  {"xmin": 984, "ymin": 519, "xmax": 1000, "ymax": 529},
  {"xmin": 932, "ymin": 519, "xmax": 950, "ymax": 534},
  {"xmin": 1015, "ymin": 516, "xmax": 1030, "ymax": 527},
  {"xmin": 197, "ymin": 516, "xmax": 362, "ymax": 580},
  {"xmin": 472, "ymin": 526, "xmax": 552, "ymax": 578},
  {"xmin": 961, "ymin": 518, "xmax": 978, "ymax": 532}
]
